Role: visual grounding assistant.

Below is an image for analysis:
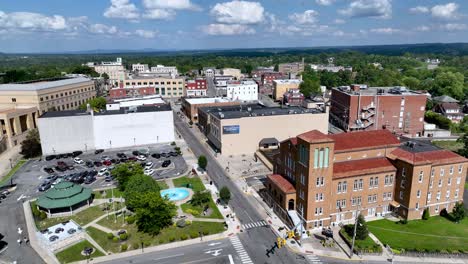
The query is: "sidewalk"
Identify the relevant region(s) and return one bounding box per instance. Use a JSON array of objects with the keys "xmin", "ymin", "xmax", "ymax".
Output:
[{"xmin": 0, "ymin": 145, "xmax": 22, "ymax": 182}]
